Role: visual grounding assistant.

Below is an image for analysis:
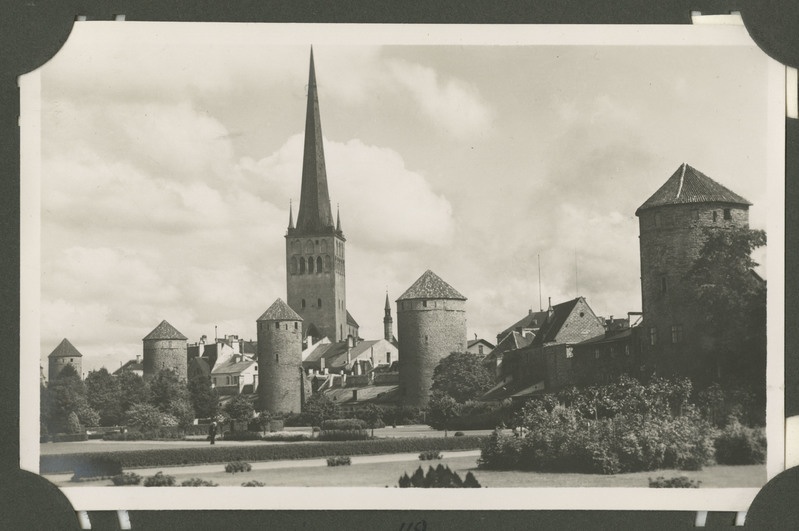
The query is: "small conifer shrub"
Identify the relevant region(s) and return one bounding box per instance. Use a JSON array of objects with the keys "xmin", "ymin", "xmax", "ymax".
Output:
[
  {"xmin": 225, "ymin": 461, "xmax": 253, "ymax": 473},
  {"xmin": 327, "ymin": 456, "xmax": 352, "ymax": 467},
  {"xmin": 143, "ymin": 472, "xmax": 176, "ymax": 487}
]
